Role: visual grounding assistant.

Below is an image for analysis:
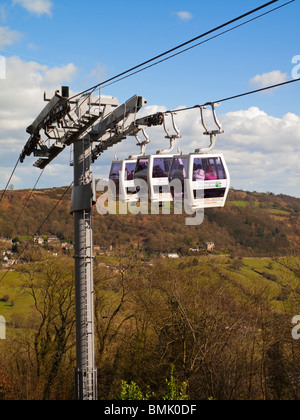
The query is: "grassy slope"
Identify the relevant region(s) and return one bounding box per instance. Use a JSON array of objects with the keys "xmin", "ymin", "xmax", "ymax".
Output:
[
  {"xmin": 0, "ymin": 187, "xmax": 300, "ymax": 256},
  {"xmin": 1, "ymin": 255, "xmax": 299, "ymax": 327},
  {"xmin": 0, "ymin": 187, "xmax": 300, "ymax": 325}
]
